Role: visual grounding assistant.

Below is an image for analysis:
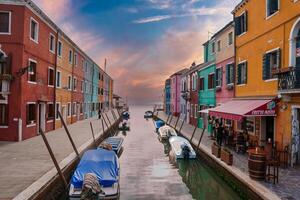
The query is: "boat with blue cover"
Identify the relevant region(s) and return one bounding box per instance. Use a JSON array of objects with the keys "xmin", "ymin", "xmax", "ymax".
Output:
[
  {"xmin": 154, "ymin": 120, "xmax": 165, "ymax": 132},
  {"xmin": 69, "ymin": 149, "xmax": 120, "ymax": 200}
]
